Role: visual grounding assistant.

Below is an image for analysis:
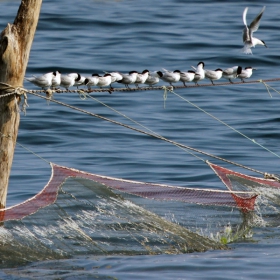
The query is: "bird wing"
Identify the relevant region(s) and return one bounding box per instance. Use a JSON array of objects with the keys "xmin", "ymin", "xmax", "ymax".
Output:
[
  {"xmin": 249, "ymin": 6, "xmax": 266, "ymax": 33},
  {"xmin": 242, "ymin": 44, "xmax": 253, "ymax": 54},
  {"xmin": 223, "ymin": 66, "xmax": 238, "ymax": 75},
  {"xmin": 180, "ymin": 72, "xmax": 190, "ymax": 80},
  {"xmin": 61, "ymin": 76, "xmax": 72, "ymax": 83},
  {"xmin": 162, "ymin": 68, "xmax": 171, "ymax": 73},
  {"xmin": 243, "ymin": 26, "xmax": 250, "ymax": 42},
  {"xmin": 243, "ymin": 7, "xmax": 248, "ymax": 26},
  {"xmin": 163, "ymin": 72, "xmax": 173, "ymax": 79},
  {"xmin": 35, "ymin": 76, "xmax": 50, "ymax": 83},
  {"xmin": 25, "ymin": 77, "xmax": 36, "ymax": 82},
  {"xmin": 242, "ymin": 7, "xmax": 250, "ymax": 42},
  {"xmin": 149, "ymin": 71, "xmax": 159, "ymax": 77},
  {"xmin": 205, "ymin": 70, "xmax": 216, "ymax": 80}
]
